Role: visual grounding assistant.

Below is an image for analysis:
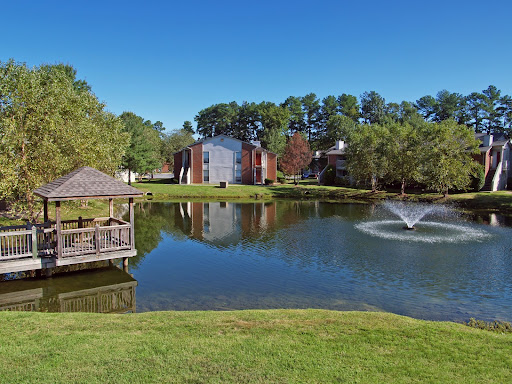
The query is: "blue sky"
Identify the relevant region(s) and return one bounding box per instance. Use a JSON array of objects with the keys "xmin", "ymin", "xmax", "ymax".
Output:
[{"xmin": 2, "ymin": 0, "xmax": 511, "ymax": 132}]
